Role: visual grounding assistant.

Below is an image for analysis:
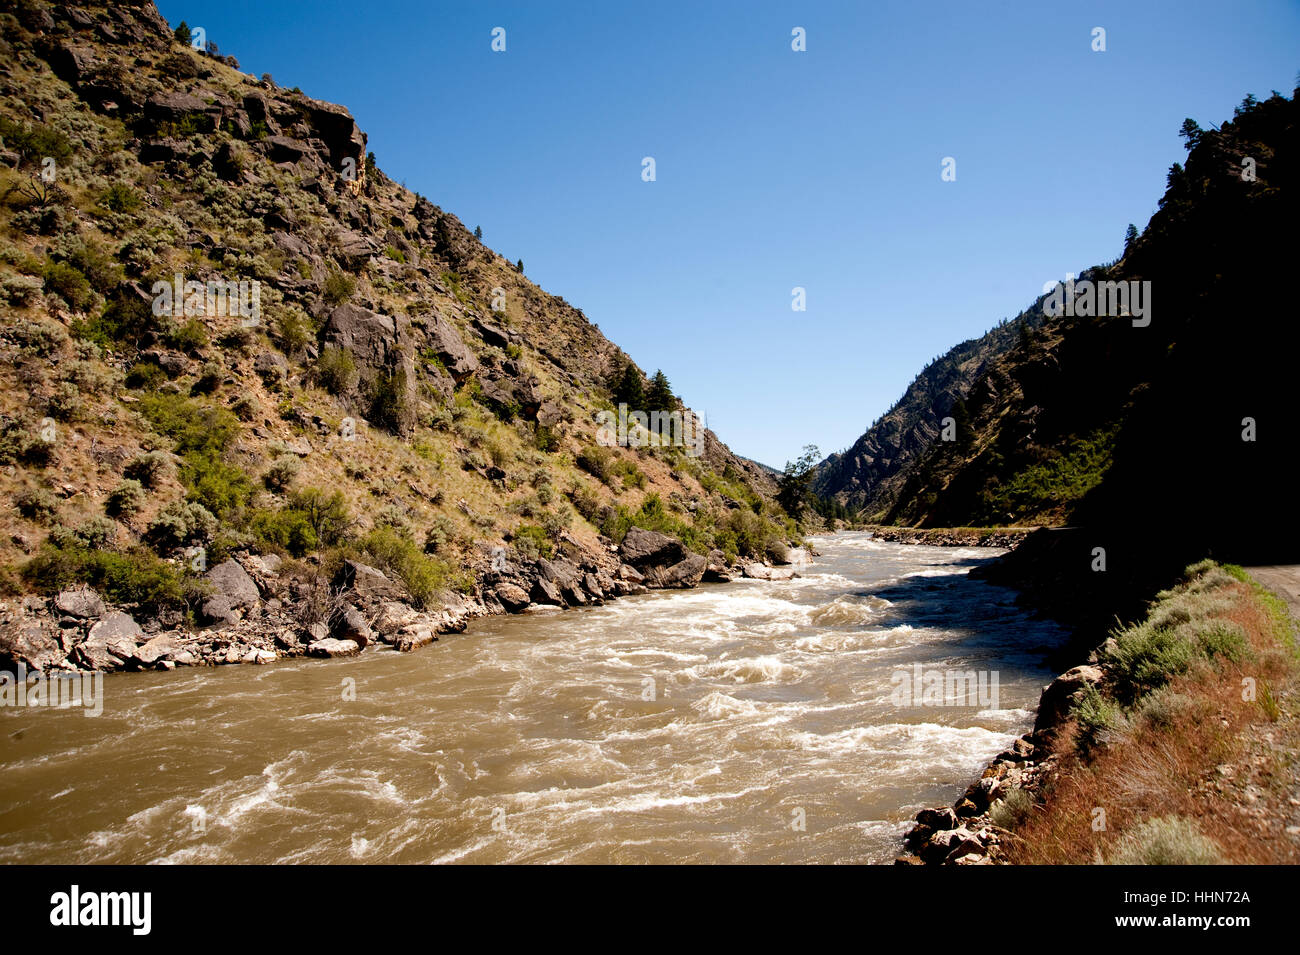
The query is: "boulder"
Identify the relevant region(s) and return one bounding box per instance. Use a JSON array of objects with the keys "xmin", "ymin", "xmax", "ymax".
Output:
[
  {"xmin": 334, "ymin": 605, "xmax": 374, "ymax": 647},
  {"xmin": 372, "ymin": 602, "xmax": 419, "ymax": 637},
  {"xmin": 134, "ymin": 634, "xmax": 180, "ymax": 667},
  {"xmin": 426, "ymin": 315, "xmax": 479, "ymax": 381},
  {"xmin": 703, "ymin": 550, "xmax": 731, "ymax": 583},
  {"xmin": 253, "ymin": 350, "xmax": 289, "ymax": 385},
  {"xmin": 54, "ymin": 587, "xmax": 105, "ymax": 619},
  {"xmin": 1034, "ymin": 664, "xmax": 1105, "ymax": 735},
  {"xmin": 531, "ymin": 577, "xmax": 564, "ymax": 606},
  {"xmin": 308, "ymin": 638, "xmax": 361, "ymax": 658},
  {"xmin": 473, "ymin": 318, "xmax": 517, "ymax": 349},
  {"xmin": 336, "ymin": 559, "xmax": 405, "ymax": 603},
  {"xmin": 642, "ymin": 553, "xmax": 707, "ymax": 589},
  {"xmin": 393, "ymin": 626, "xmax": 436, "ymax": 653},
  {"xmin": 619, "ymin": 527, "xmax": 686, "ymax": 568},
  {"xmin": 916, "ymin": 807, "xmax": 958, "ymax": 831},
  {"xmin": 74, "ymin": 611, "xmax": 142, "ymax": 670},
  {"xmin": 145, "ymin": 90, "xmax": 222, "ymax": 132},
  {"xmin": 319, "ymin": 304, "xmax": 417, "ymax": 431},
  {"xmin": 0, "ymin": 619, "xmax": 64, "ymax": 670},
  {"xmin": 205, "ymin": 559, "xmax": 260, "ymax": 608},
  {"xmin": 493, "ymin": 581, "xmax": 531, "ymax": 612}
]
